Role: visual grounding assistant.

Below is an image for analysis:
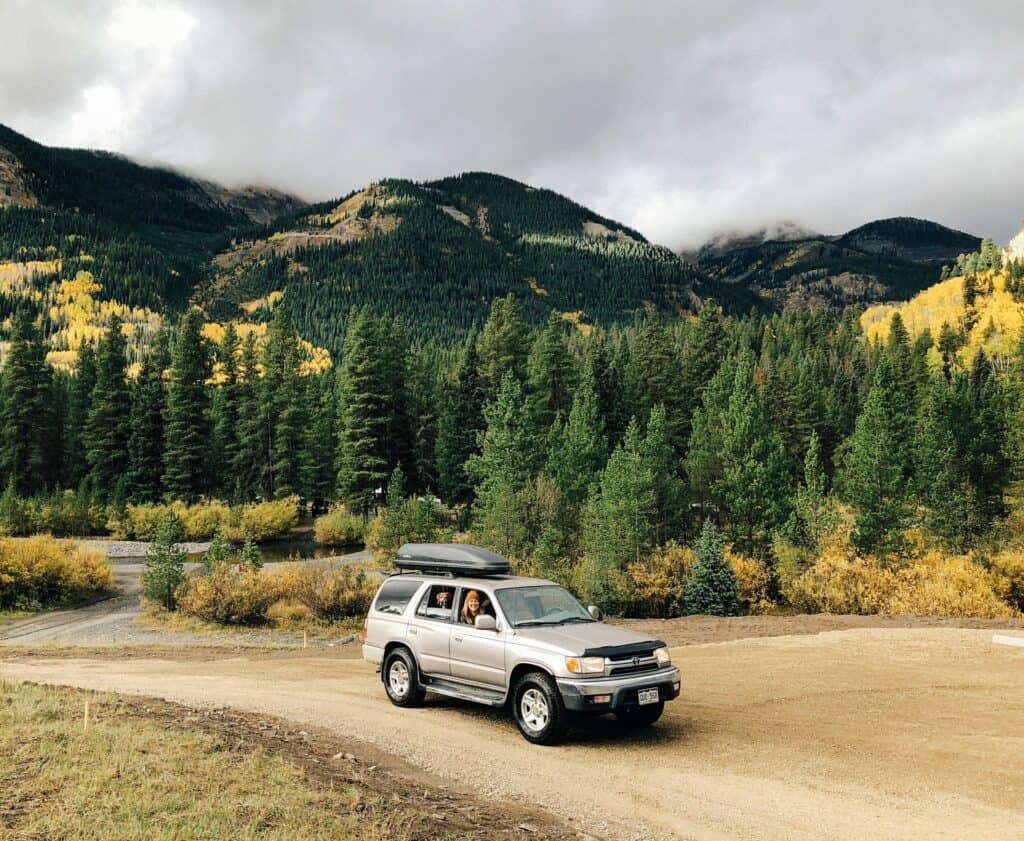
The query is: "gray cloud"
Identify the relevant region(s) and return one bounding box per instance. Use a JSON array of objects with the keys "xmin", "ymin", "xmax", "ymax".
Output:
[{"xmin": 3, "ymin": 0, "xmax": 1023, "ymax": 247}]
